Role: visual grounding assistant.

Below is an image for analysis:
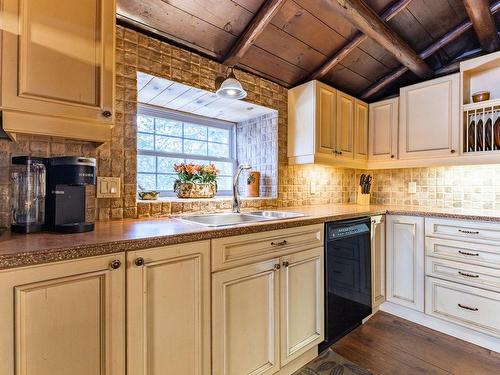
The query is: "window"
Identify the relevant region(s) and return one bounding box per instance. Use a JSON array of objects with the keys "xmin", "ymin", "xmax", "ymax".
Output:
[{"xmin": 137, "ymin": 106, "xmax": 236, "ymax": 196}]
